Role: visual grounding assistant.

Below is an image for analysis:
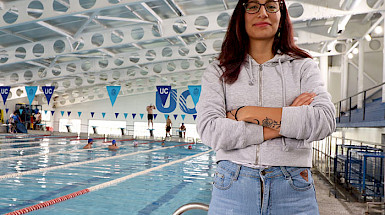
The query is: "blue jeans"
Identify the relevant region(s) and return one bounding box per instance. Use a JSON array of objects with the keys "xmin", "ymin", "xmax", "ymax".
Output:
[{"xmin": 209, "ymin": 161, "xmax": 319, "ymax": 215}]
